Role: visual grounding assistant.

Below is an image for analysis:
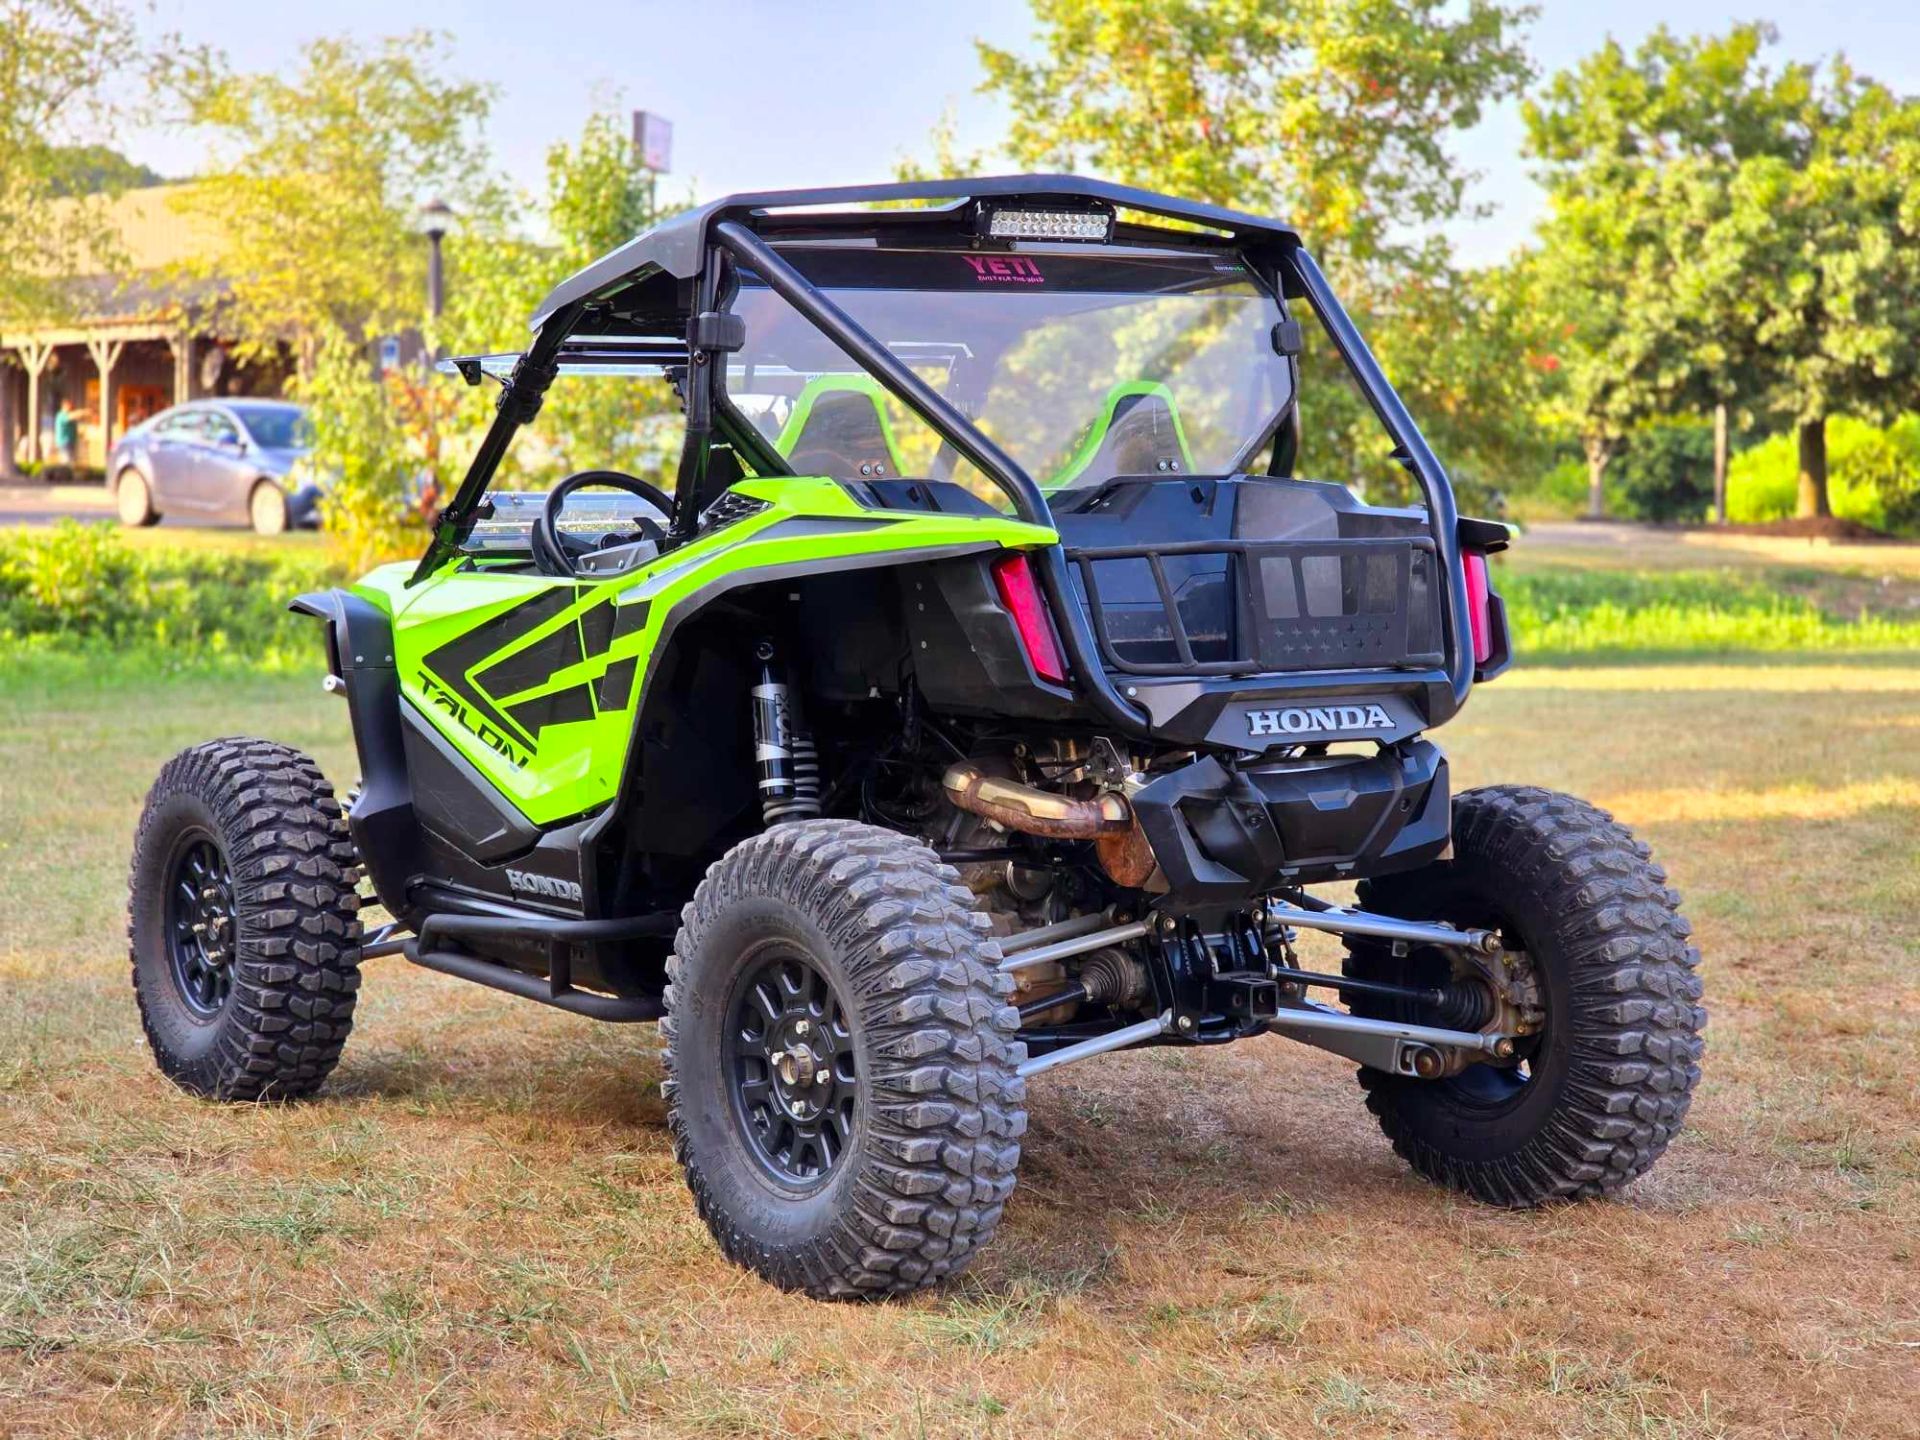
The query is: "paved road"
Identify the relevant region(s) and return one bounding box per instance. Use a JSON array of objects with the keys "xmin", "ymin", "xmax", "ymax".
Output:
[
  {"xmin": 0, "ymin": 482, "xmax": 116, "ymax": 527},
  {"xmin": 0, "ymin": 482, "xmax": 260, "ymax": 532}
]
